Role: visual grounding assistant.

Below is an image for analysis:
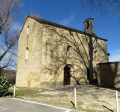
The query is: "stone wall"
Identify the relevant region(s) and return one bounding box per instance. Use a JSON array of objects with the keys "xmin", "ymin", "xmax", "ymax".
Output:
[
  {"xmin": 16, "ymin": 18, "xmax": 42, "ymax": 87},
  {"xmin": 40, "ymin": 21, "xmax": 109, "ymax": 86},
  {"xmin": 97, "ymin": 62, "xmax": 120, "ymax": 88},
  {"xmin": 16, "ymin": 16, "xmax": 109, "ymax": 88}
]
